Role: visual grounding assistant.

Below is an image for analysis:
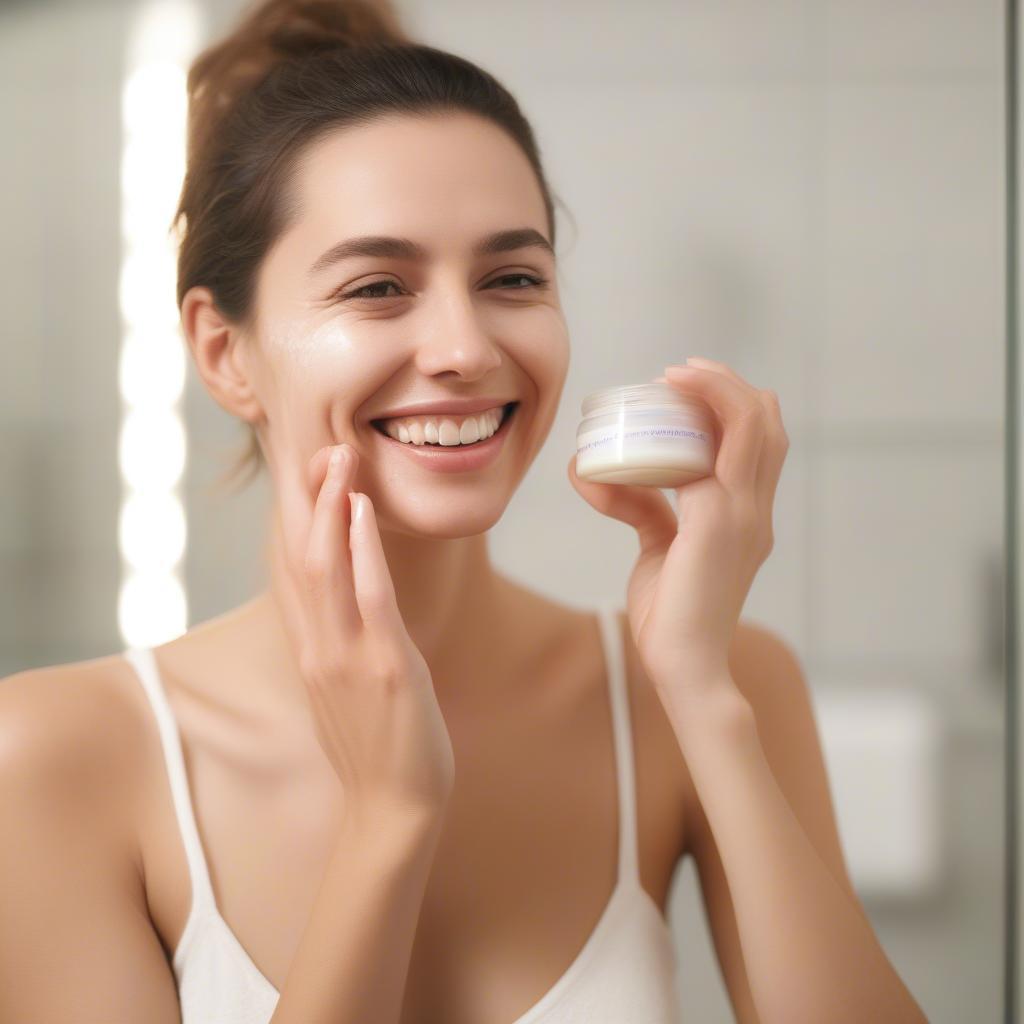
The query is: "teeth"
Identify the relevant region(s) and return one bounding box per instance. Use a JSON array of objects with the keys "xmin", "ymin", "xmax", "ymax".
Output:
[{"xmin": 379, "ymin": 405, "xmax": 508, "ymax": 447}]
